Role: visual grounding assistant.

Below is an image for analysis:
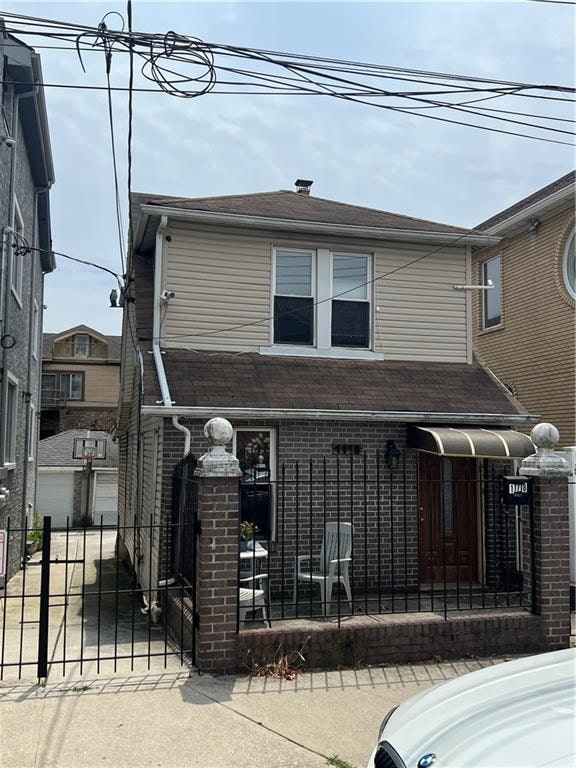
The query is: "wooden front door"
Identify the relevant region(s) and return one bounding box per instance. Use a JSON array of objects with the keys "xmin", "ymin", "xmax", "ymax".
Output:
[{"xmin": 418, "ymin": 453, "xmax": 479, "ymax": 584}]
